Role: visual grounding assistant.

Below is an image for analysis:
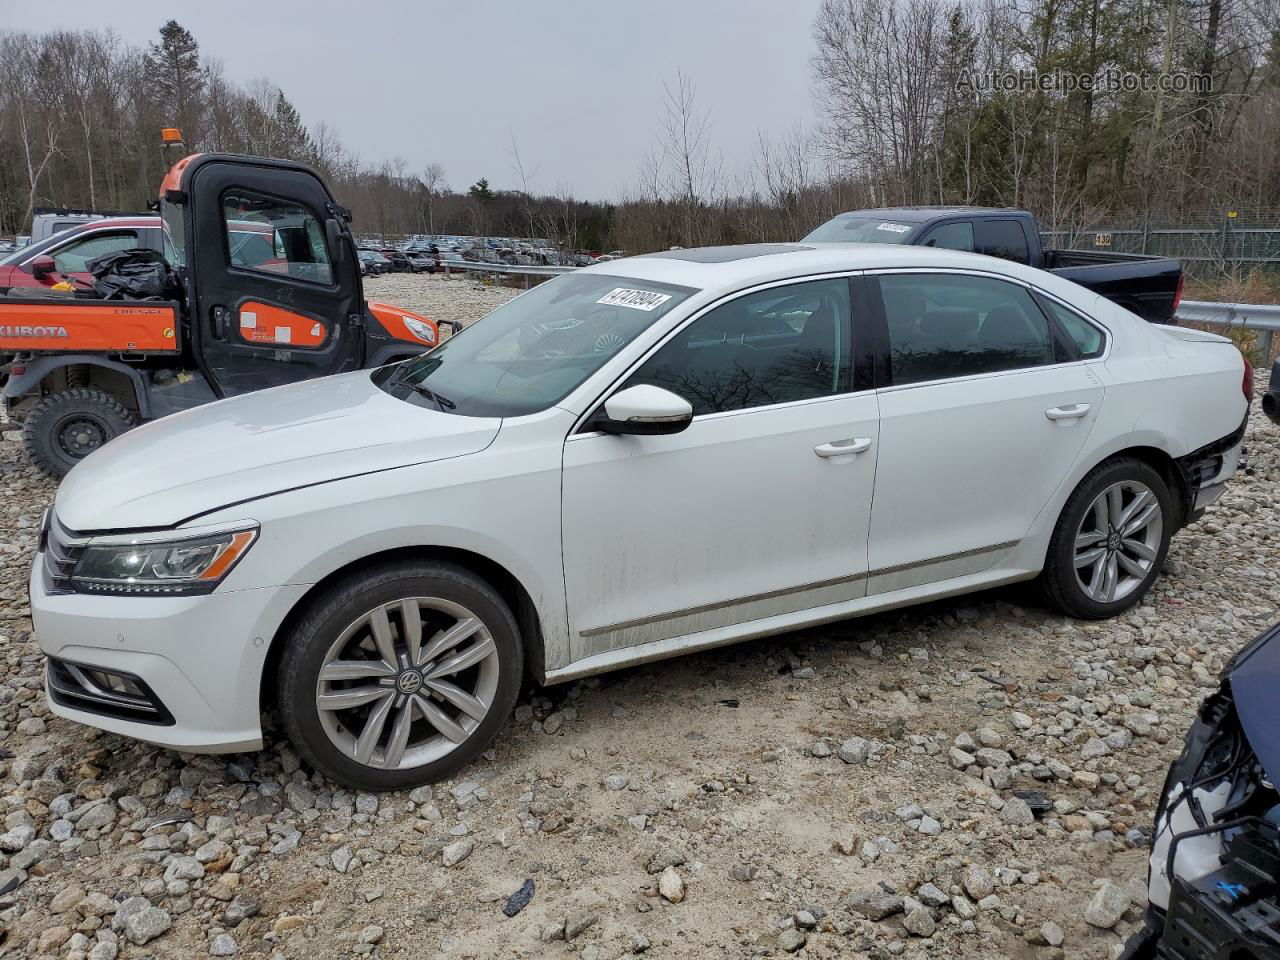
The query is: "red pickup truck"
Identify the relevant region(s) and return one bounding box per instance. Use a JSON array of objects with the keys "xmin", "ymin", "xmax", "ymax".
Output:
[{"xmin": 0, "ymin": 217, "xmax": 165, "ymax": 292}]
